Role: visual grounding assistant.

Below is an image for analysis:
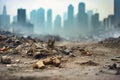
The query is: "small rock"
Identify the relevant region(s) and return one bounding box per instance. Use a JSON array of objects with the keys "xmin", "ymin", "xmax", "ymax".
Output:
[
  {"xmin": 16, "ymin": 59, "xmax": 21, "ymax": 63},
  {"xmin": 33, "ymin": 61, "xmax": 45, "ymax": 69},
  {"xmin": 111, "ymin": 59, "xmax": 119, "ymax": 61},
  {"xmin": 108, "ymin": 63, "xmax": 117, "ymax": 70},
  {"xmin": 6, "ymin": 64, "xmax": 12, "ymax": 67},
  {"xmin": 1, "ymin": 56, "xmax": 11, "ymax": 64},
  {"xmin": 52, "ymin": 57, "xmax": 61, "ymax": 67},
  {"xmin": 63, "ymin": 49, "xmax": 72, "ymax": 55},
  {"xmin": 43, "ymin": 58, "xmax": 52, "ymax": 65}
]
